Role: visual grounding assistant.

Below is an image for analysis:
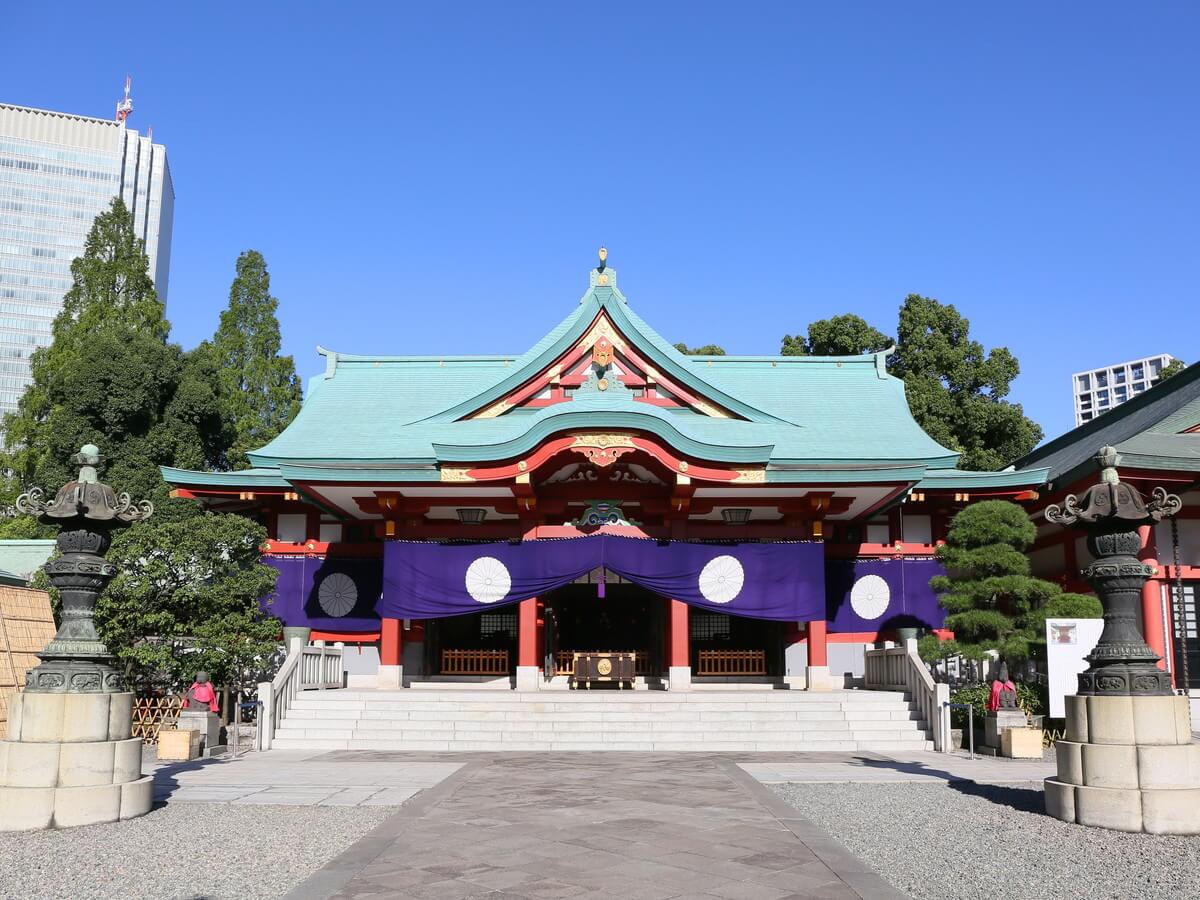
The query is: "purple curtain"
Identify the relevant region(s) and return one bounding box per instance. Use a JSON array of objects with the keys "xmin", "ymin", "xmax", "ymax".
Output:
[
  {"xmin": 263, "ymin": 555, "xmax": 384, "ymax": 631},
  {"xmin": 825, "ymin": 558, "xmax": 945, "ymax": 632},
  {"xmin": 380, "ymin": 535, "xmax": 825, "ymax": 622}
]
